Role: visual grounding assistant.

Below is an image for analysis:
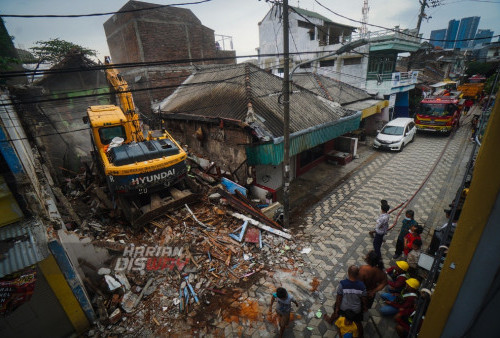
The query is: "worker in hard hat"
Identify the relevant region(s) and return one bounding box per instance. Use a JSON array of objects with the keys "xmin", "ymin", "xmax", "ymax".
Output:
[
  {"xmin": 379, "ymin": 278, "xmax": 420, "ymax": 317},
  {"xmin": 385, "ymin": 261, "xmax": 410, "ymax": 293}
]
